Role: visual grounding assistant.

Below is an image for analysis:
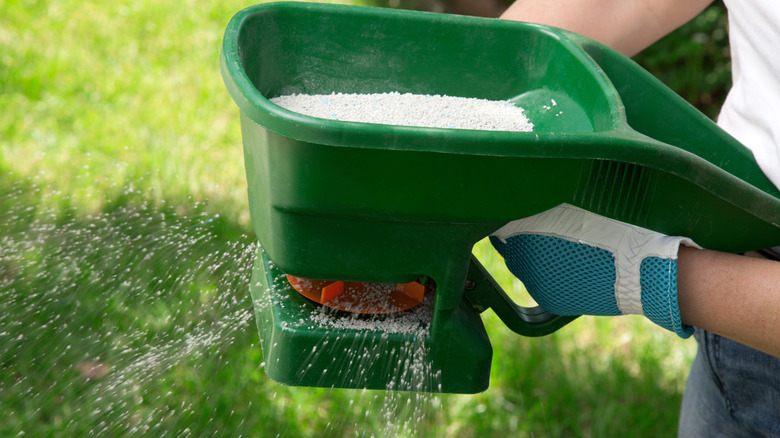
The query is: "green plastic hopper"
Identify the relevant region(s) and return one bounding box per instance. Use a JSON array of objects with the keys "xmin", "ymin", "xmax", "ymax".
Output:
[{"xmin": 220, "ymin": 2, "xmax": 780, "ymax": 394}]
